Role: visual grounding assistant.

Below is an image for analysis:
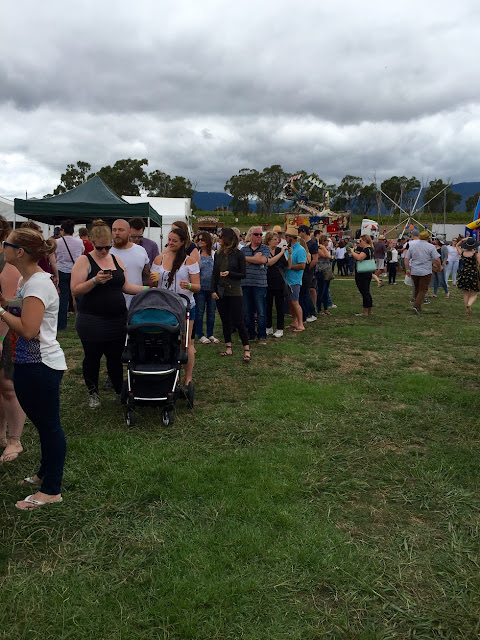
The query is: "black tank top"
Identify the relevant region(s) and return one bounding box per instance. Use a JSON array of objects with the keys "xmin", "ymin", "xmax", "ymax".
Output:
[{"xmin": 79, "ymin": 254, "xmax": 126, "ymax": 317}]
